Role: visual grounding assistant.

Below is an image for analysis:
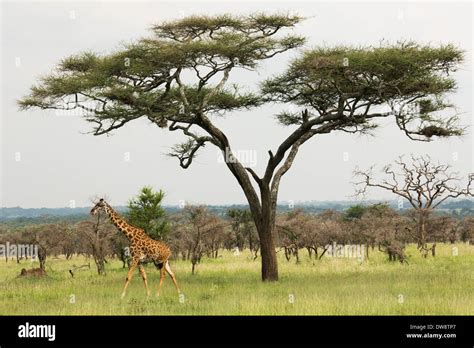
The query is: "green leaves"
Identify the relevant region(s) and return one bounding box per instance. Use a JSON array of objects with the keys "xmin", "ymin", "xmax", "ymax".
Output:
[
  {"xmin": 262, "ymin": 41, "xmax": 465, "ymax": 140},
  {"xmin": 275, "ymin": 110, "xmax": 305, "ymax": 126},
  {"xmin": 19, "ymin": 13, "xmax": 304, "ymax": 140},
  {"xmin": 59, "ymin": 52, "xmax": 100, "ymax": 73},
  {"xmin": 263, "ymin": 42, "xmax": 463, "ymax": 108},
  {"xmin": 19, "ymin": 13, "xmax": 466, "ymax": 160},
  {"xmin": 127, "ymin": 187, "xmax": 169, "ymax": 240},
  {"xmin": 152, "ymin": 13, "xmax": 304, "ymax": 41}
]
